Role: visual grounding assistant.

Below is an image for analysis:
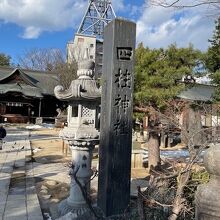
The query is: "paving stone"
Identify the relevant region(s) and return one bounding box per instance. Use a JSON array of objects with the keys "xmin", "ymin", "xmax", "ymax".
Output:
[
  {"xmin": 15, "ymin": 161, "xmax": 25, "ymax": 168},
  {"xmin": 4, "ymin": 216, "xmax": 27, "ymax": 220},
  {"xmin": 0, "ymin": 156, "xmax": 7, "ymax": 170},
  {"xmin": 0, "ymin": 130, "xmax": 44, "ymax": 220},
  {"xmin": 26, "ymin": 180, "xmax": 35, "ymax": 188},
  {"xmin": 0, "ymin": 191, "xmax": 8, "ymax": 200},
  {"xmin": 7, "ymin": 194, "xmax": 26, "ymax": 202},
  {"xmin": 0, "ymin": 172, "xmax": 11, "ymax": 178},
  {"xmin": 0, "ymin": 180, "xmax": 10, "ymax": 189},
  {"xmin": 0, "ymin": 202, "xmax": 6, "ymax": 216},
  {"xmin": 27, "ymin": 203, "xmax": 43, "ymax": 219},
  {"xmin": 0, "ymin": 193, "xmax": 8, "ymax": 211},
  {"xmin": 26, "ymin": 193, "xmax": 39, "ymax": 202},
  {"xmin": 0, "ymin": 212, "xmax": 3, "ymax": 220},
  {"xmin": 4, "ymin": 207, "xmax": 27, "ymax": 217},
  {"xmin": 26, "ymin": 186, "xmax": 37, "ymax": 194},
  {"xmin": 5, "ymin": 198, "xmax": 26, "ymax": 209},
  {"xmin": 9, "ymin": 186, "xmax": 26, "ymax": 195},
  {"xmin": 27, "ymin": 216, "xmax": 43, "ymax": 220}
]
